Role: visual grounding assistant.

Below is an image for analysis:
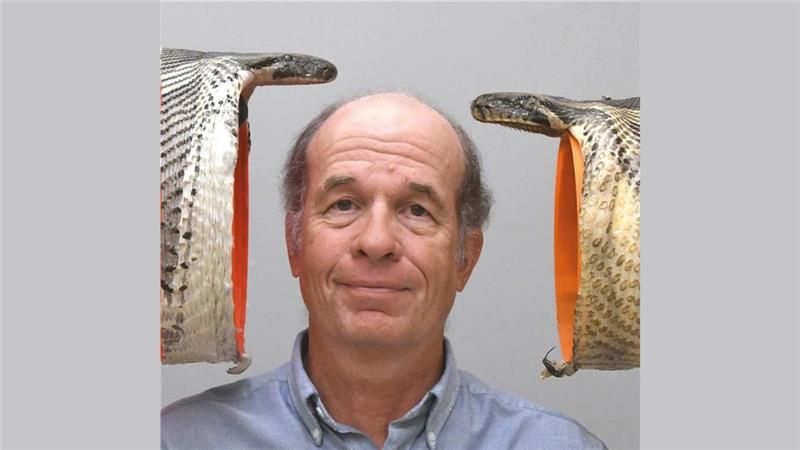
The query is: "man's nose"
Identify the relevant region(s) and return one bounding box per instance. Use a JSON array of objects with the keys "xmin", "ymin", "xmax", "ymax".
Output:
[{"xmin": 352, "ymin": 203, "xmax": 401, "ymax": 261}]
